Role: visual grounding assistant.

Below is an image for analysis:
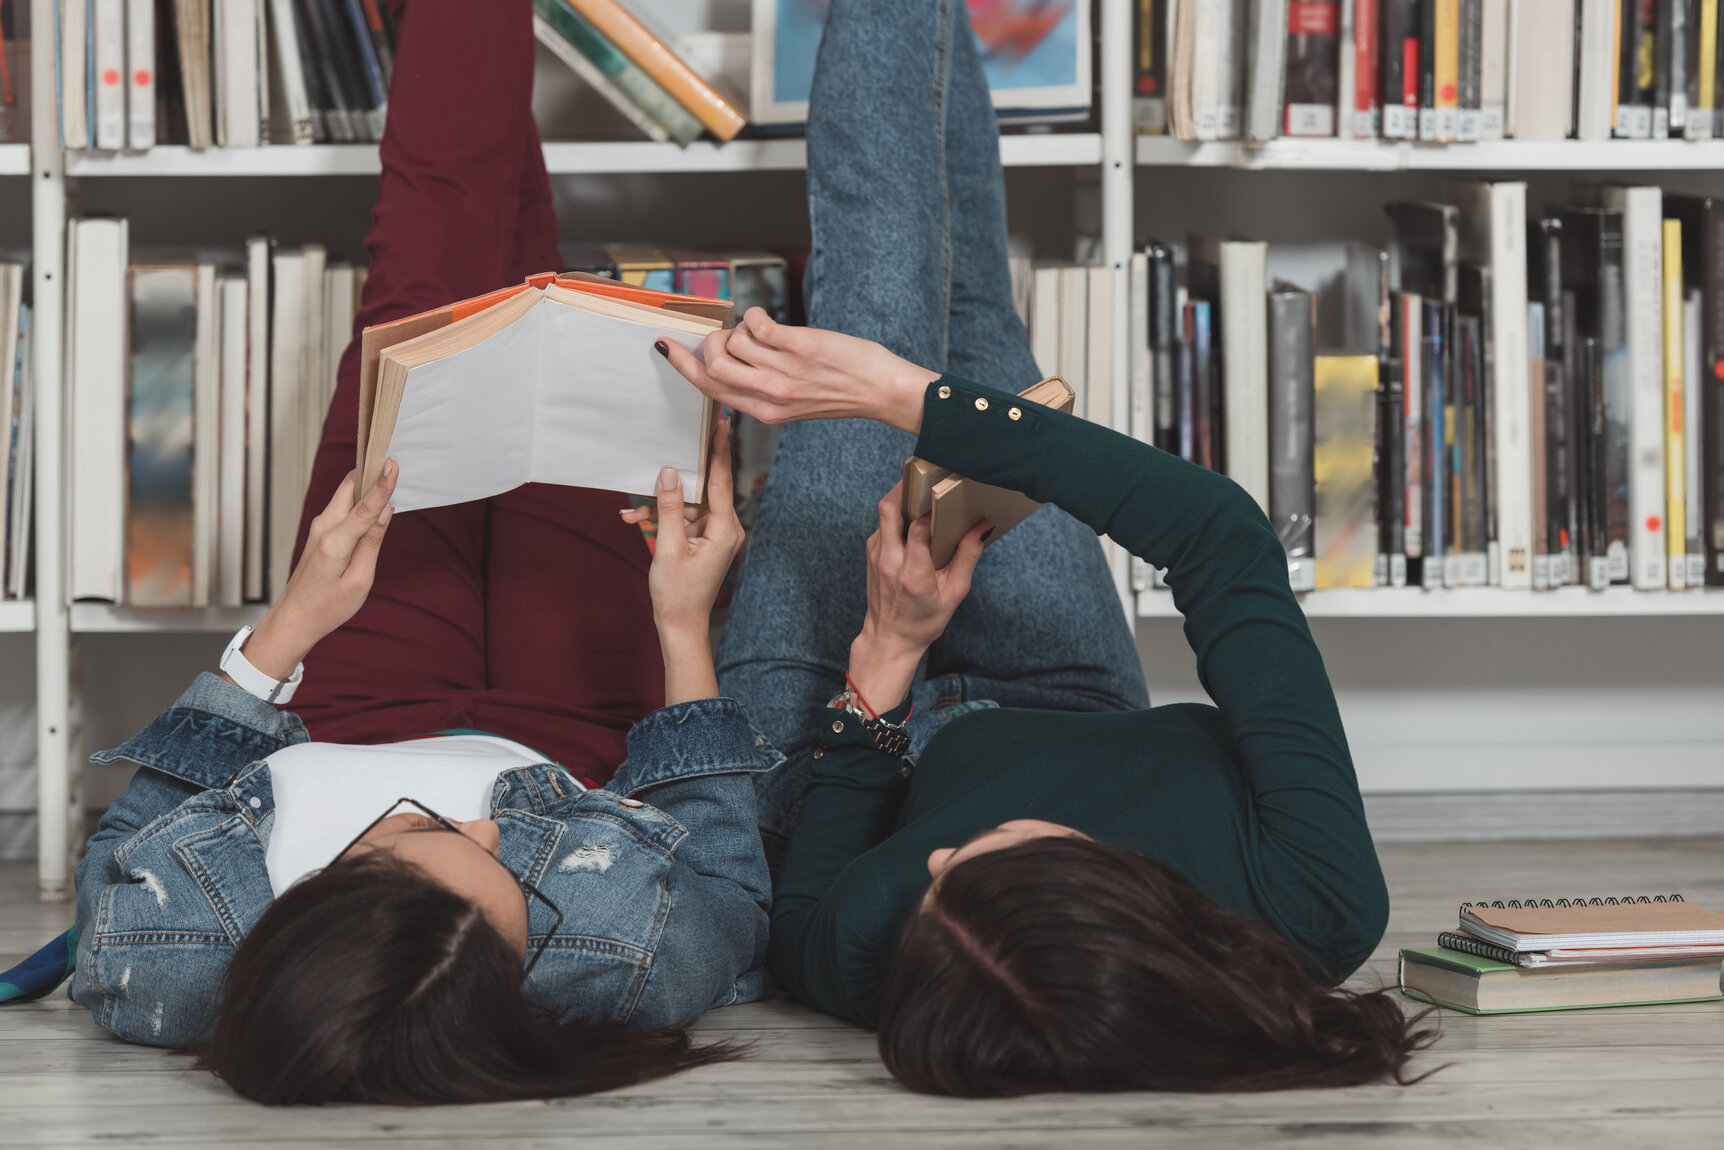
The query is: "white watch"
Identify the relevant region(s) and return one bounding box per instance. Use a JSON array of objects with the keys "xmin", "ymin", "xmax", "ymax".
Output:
[{"xmin": 220, "ymin": 625, "xmax": 304, "ymax": 704}]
